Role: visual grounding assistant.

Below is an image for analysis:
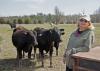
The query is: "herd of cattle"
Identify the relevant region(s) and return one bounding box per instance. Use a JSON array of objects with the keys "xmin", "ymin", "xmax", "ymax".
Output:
[{"xmin": 11, "ymin": 24, "xmax": 65, "ymax": 67}]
